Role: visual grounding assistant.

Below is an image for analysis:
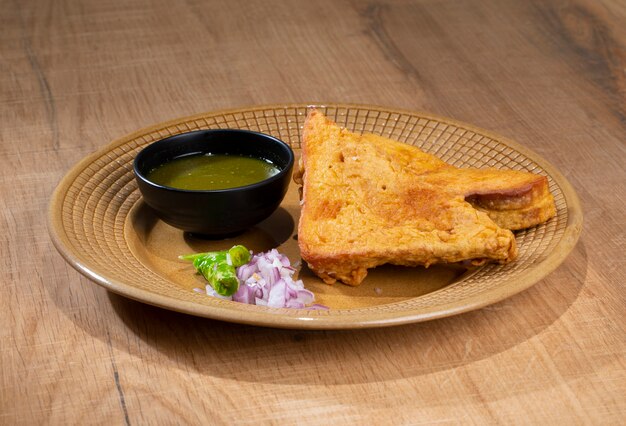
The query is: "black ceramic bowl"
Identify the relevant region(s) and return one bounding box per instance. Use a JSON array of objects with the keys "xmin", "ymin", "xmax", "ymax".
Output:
[{"xmin": 133, "ymin": 129, "xmax": 294, "ymax": 237}]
